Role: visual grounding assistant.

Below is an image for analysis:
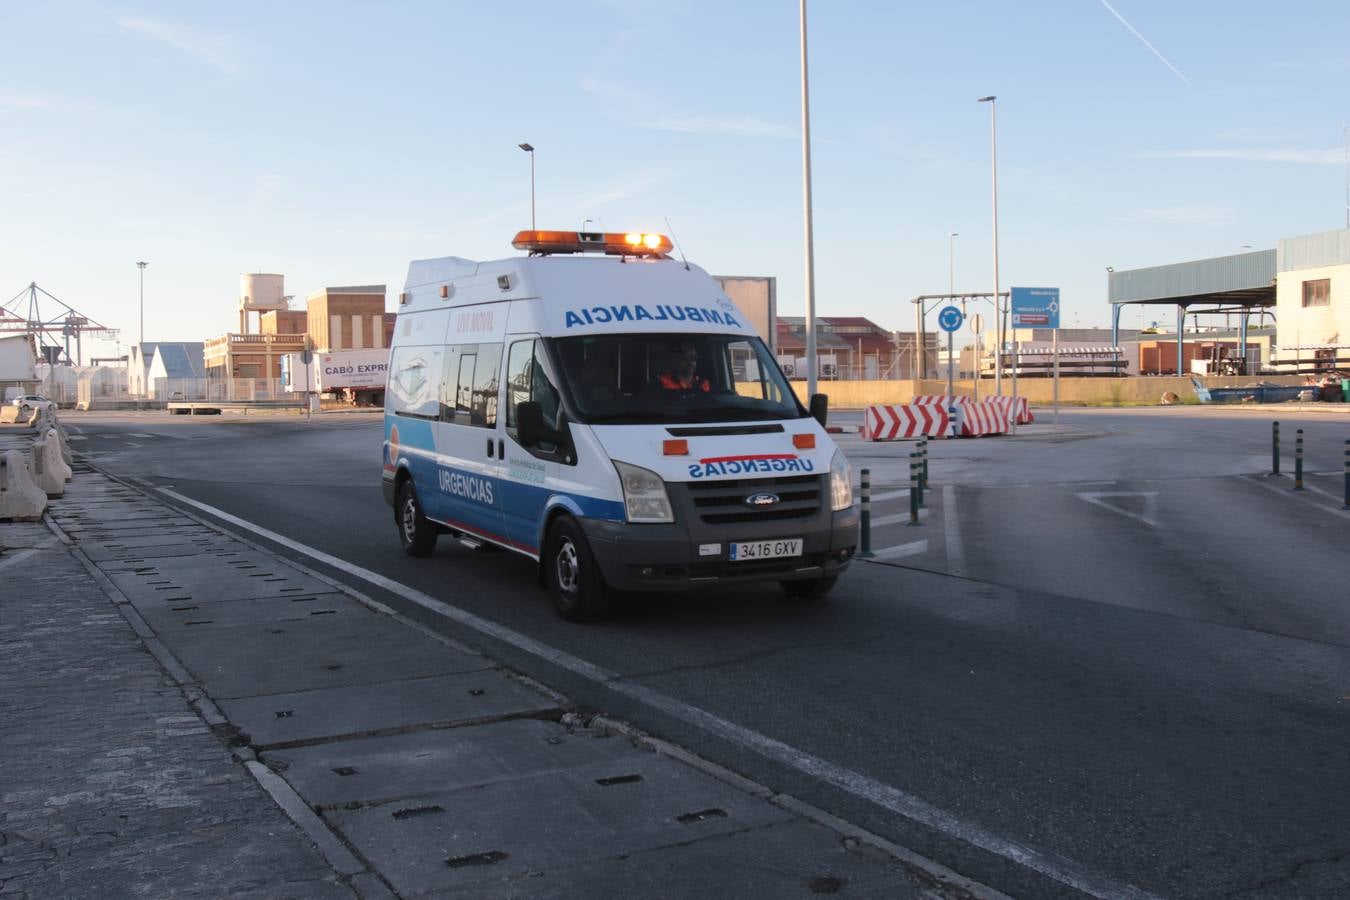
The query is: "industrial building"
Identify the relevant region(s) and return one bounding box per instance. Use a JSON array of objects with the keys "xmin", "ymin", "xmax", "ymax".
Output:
[{"xmin": 1109, "ymin": 226, "xmax": 1349, "ymax": 375}]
